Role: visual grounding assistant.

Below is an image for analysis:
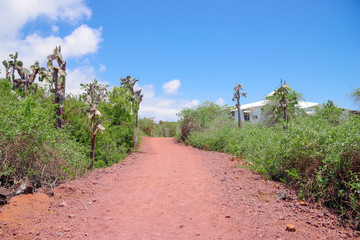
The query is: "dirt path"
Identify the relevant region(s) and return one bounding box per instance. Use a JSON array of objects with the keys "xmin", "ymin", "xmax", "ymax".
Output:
[{"xmin": 0, "ymin": 137, "xmax": 358, "ymax": 239}]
